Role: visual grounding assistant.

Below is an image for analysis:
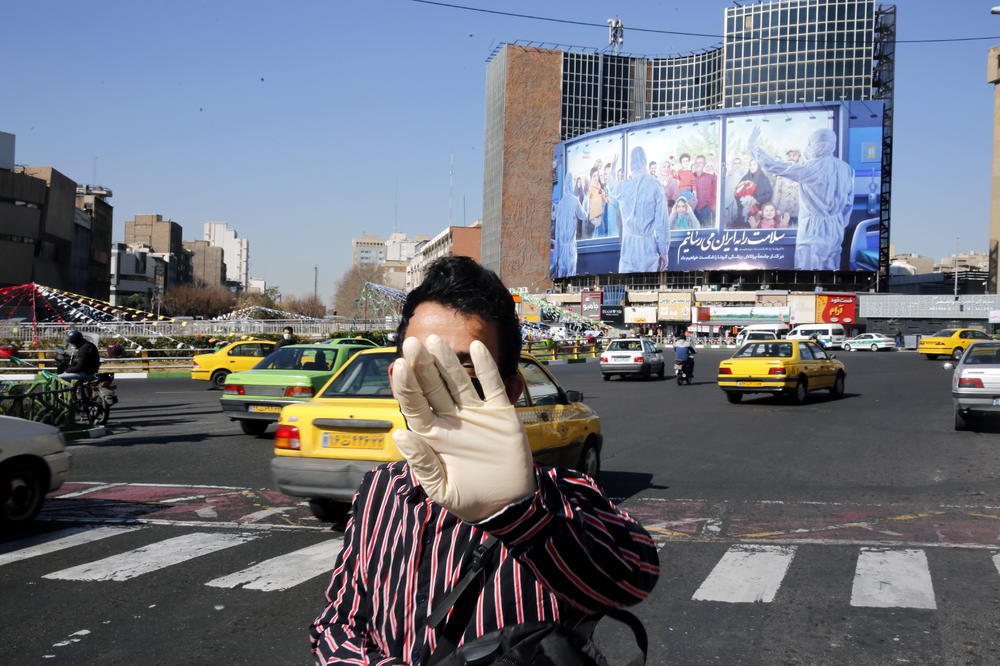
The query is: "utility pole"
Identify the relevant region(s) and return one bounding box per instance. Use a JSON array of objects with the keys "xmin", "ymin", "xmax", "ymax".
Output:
[
  {"xmin": 448, "ymin": 153, "xmax": 454, "ymax": 227},
  {"xmin": 314, "ymin": 265, "xmax": 318, "ymax": 300},
  {"xmin": 954, "ymin": 237, "xmax": 960, "ymax": 299}
]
